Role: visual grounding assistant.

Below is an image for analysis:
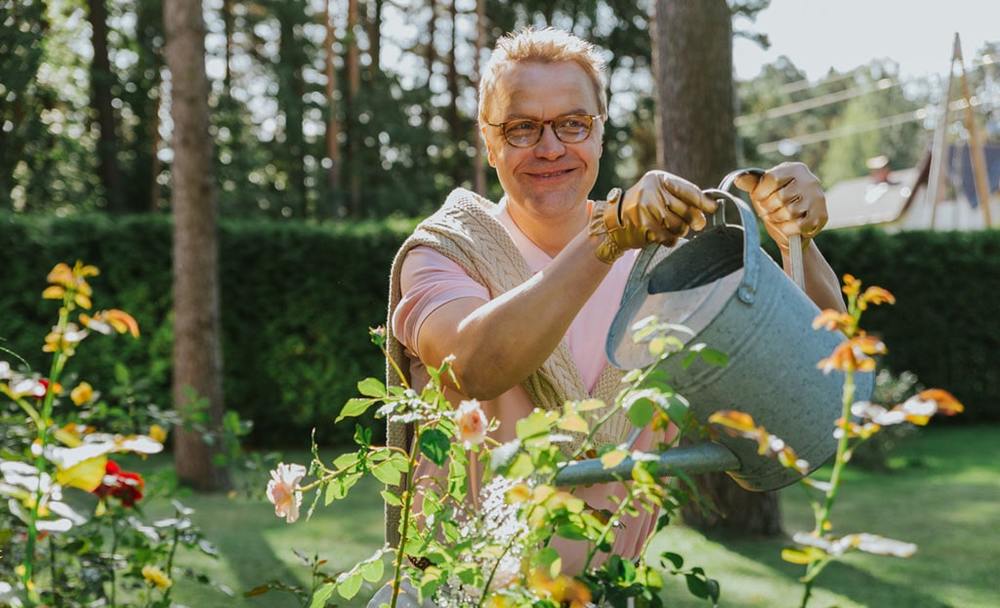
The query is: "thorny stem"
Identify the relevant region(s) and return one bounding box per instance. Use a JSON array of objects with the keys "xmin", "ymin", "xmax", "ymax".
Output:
[
  {"xmin": 389, "ymin": 424, "xmax": 422, "ymax": 608},
  {"xmin": 23, "ymin": 301, "xmax": 71, "ymax": 604},
  {"xmin": 49, "ymin": 535, "xmax": 61, "ymax": 608},
  {"xmin": 582, "ymin": 482, "xmax": 638, "ymax": 572},
  {"xmin": 477, "ymin": 378, "xmax": 653, "ymax": 608},
  {"xmin": 109, "ymin": 516, "xmax": 119, "ymax": 608}
]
